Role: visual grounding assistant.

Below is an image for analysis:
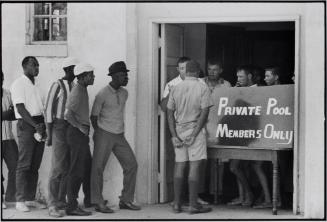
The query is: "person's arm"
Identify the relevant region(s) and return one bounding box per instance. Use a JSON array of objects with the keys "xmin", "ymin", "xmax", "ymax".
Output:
[
  {"xmin": 44, "ymin": 82, "xmax": 60, "ymax": 146},
  {"xmin": 90, "ymin": 115, "xmax": 98, "ymax": 130},
  {"xmin": 184, "ymin": 107, "xmax": 210, "ymax": 146},
  {"xmin": 160, "ymin": 96, "xmax": 169, "ymax": 112},
  {"xmin": 16, "ymin": 103, "xmax": 44, "ymax": 134},
  {"xmin": 2, "ymin": 106, "xmax": 15, "ymax": 121},
  {"xmin": 167, "ymin": 108, "xmax": 183, "ymax": 148}
]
